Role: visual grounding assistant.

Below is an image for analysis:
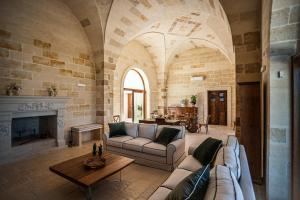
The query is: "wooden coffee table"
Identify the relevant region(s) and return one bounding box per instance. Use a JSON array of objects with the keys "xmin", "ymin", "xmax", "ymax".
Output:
[{"xmin": 49, "ymin": 152, "xmax": 134, "ymax": 200}]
